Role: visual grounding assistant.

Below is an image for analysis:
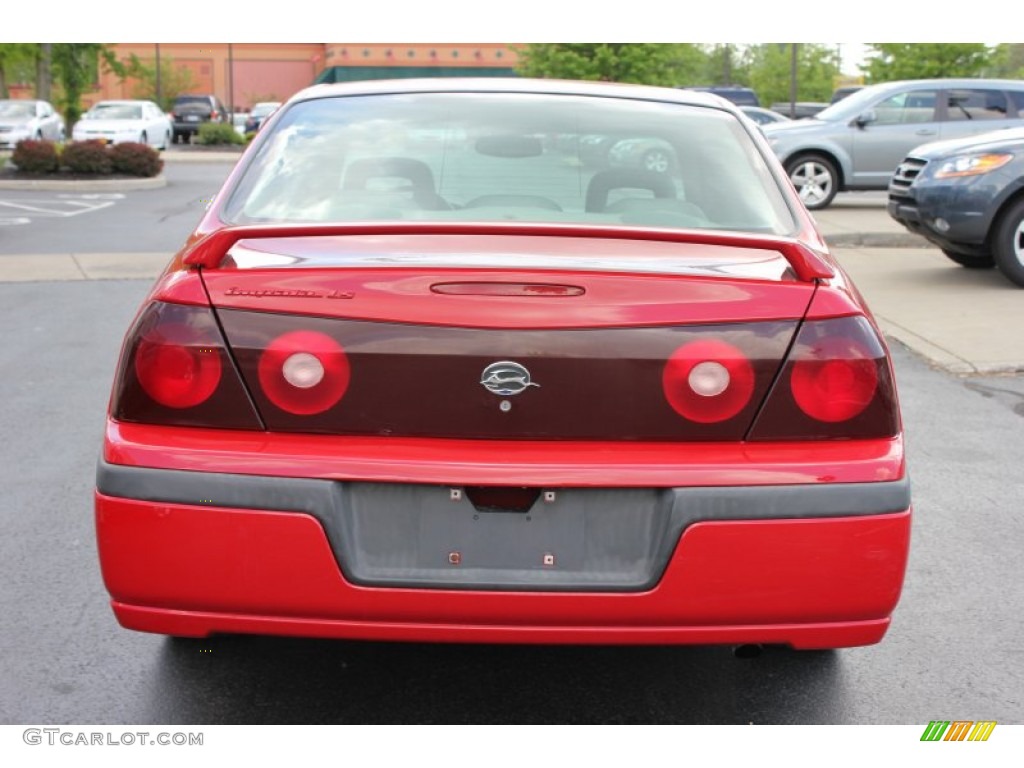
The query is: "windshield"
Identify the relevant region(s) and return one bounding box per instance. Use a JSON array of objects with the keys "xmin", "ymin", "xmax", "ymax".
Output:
[
  {"xmin": 223, "ymin": 93, "xmax": 796, "ymax": 236},
  {"xmin": 252, "ymin": 103, "xmax": 279, "ymax": 117},
  {"xmin": 812, "ymin": 84, "xmax": 891, "ymax": 122},
  {"xmin": 0, "ymin": 102, "xmax": 35, "ymax": 119},
  {"xmin": 89, "ymin": 104, "xmax": 143, "ymax": 120}
]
